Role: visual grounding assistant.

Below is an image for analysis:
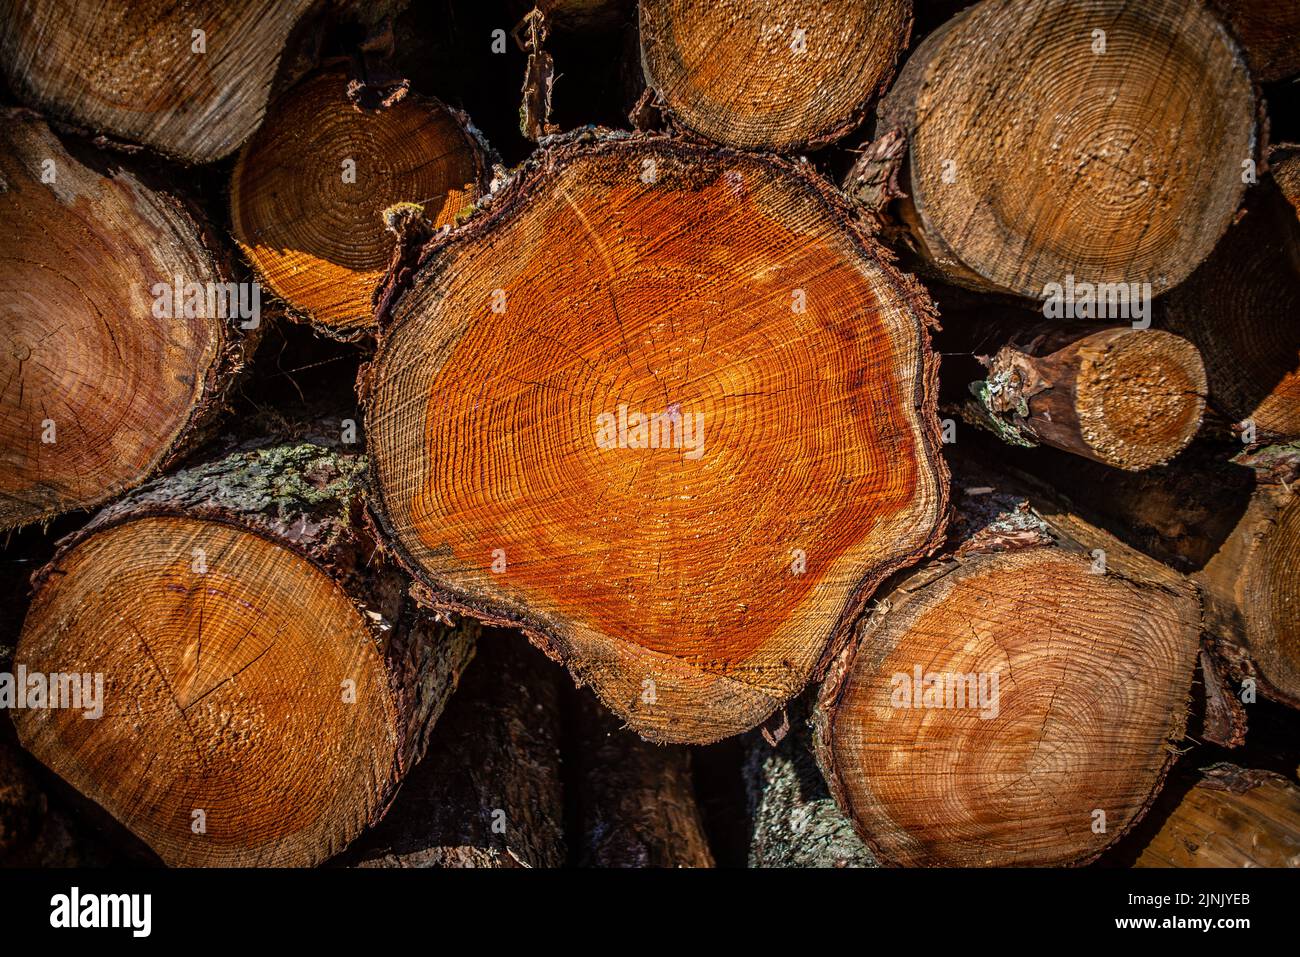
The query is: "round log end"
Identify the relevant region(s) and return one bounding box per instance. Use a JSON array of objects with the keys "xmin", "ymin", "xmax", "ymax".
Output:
[
  {"xmin": 0, "ymin": 0, "xmax": 317, "ymax": 162},
  {"xmin": 888, "ymin": 0, "xmax": 1256, "ymax": 298},
  {"xmin": 816, "ymin": 548, "xmax": 1199, "ymax": 867},
  {"xmin": 639, "ymin": 0, "xmax": 912, "ymax": 151},
  {"xmin": 0, "ymin": 110, "xmax": 236, "ymax": 531},
  {"xmin": 231, "ymin": 72, "xmax": 487, "ymax": 336},
  {"xmin": 14, "ymin": 516, "xmax": 409, "ymax": 867},
  {"xmin": 367, "ymin": 135, "xmax": 947, "ymax": 744},
  {"xmin": 1072, "ymin": 328, "xmax": 1207, "ymax": 471}
]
